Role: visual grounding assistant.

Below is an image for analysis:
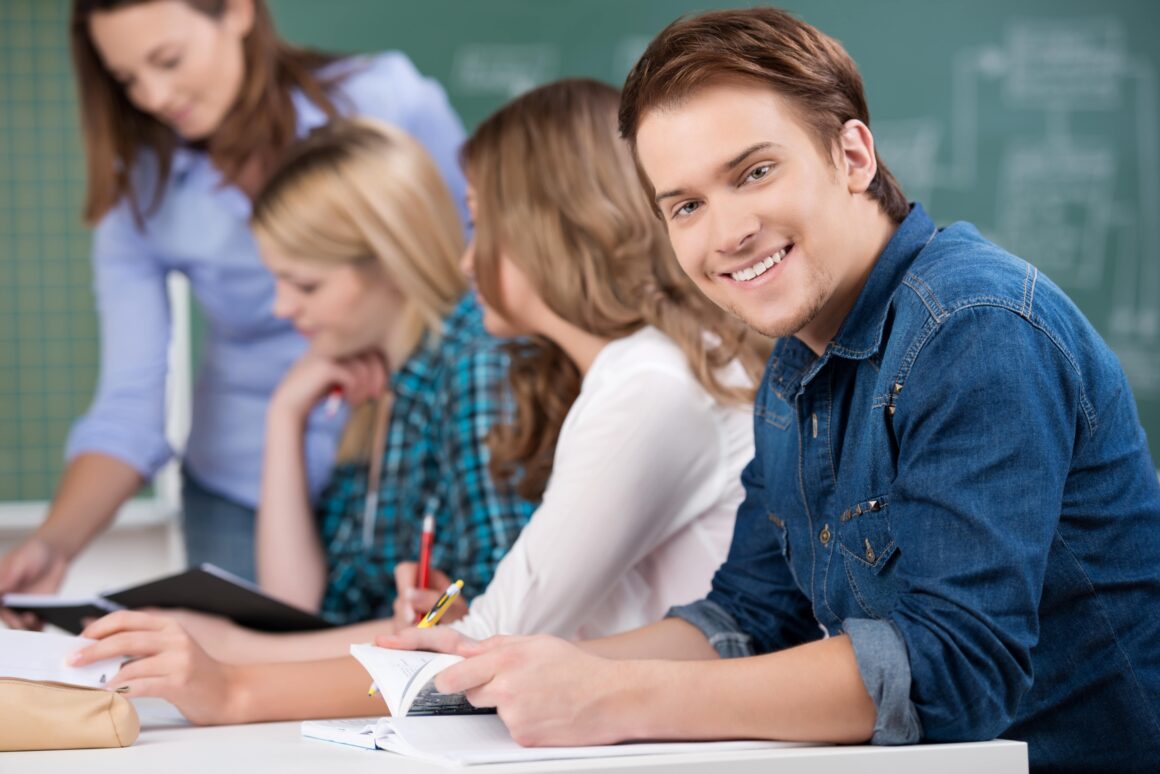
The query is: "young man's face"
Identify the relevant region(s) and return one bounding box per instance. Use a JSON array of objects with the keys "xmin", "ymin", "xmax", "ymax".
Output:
[{"xmin": 636, "ymin": 80, "xmax": 874, "ymax": 346}]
